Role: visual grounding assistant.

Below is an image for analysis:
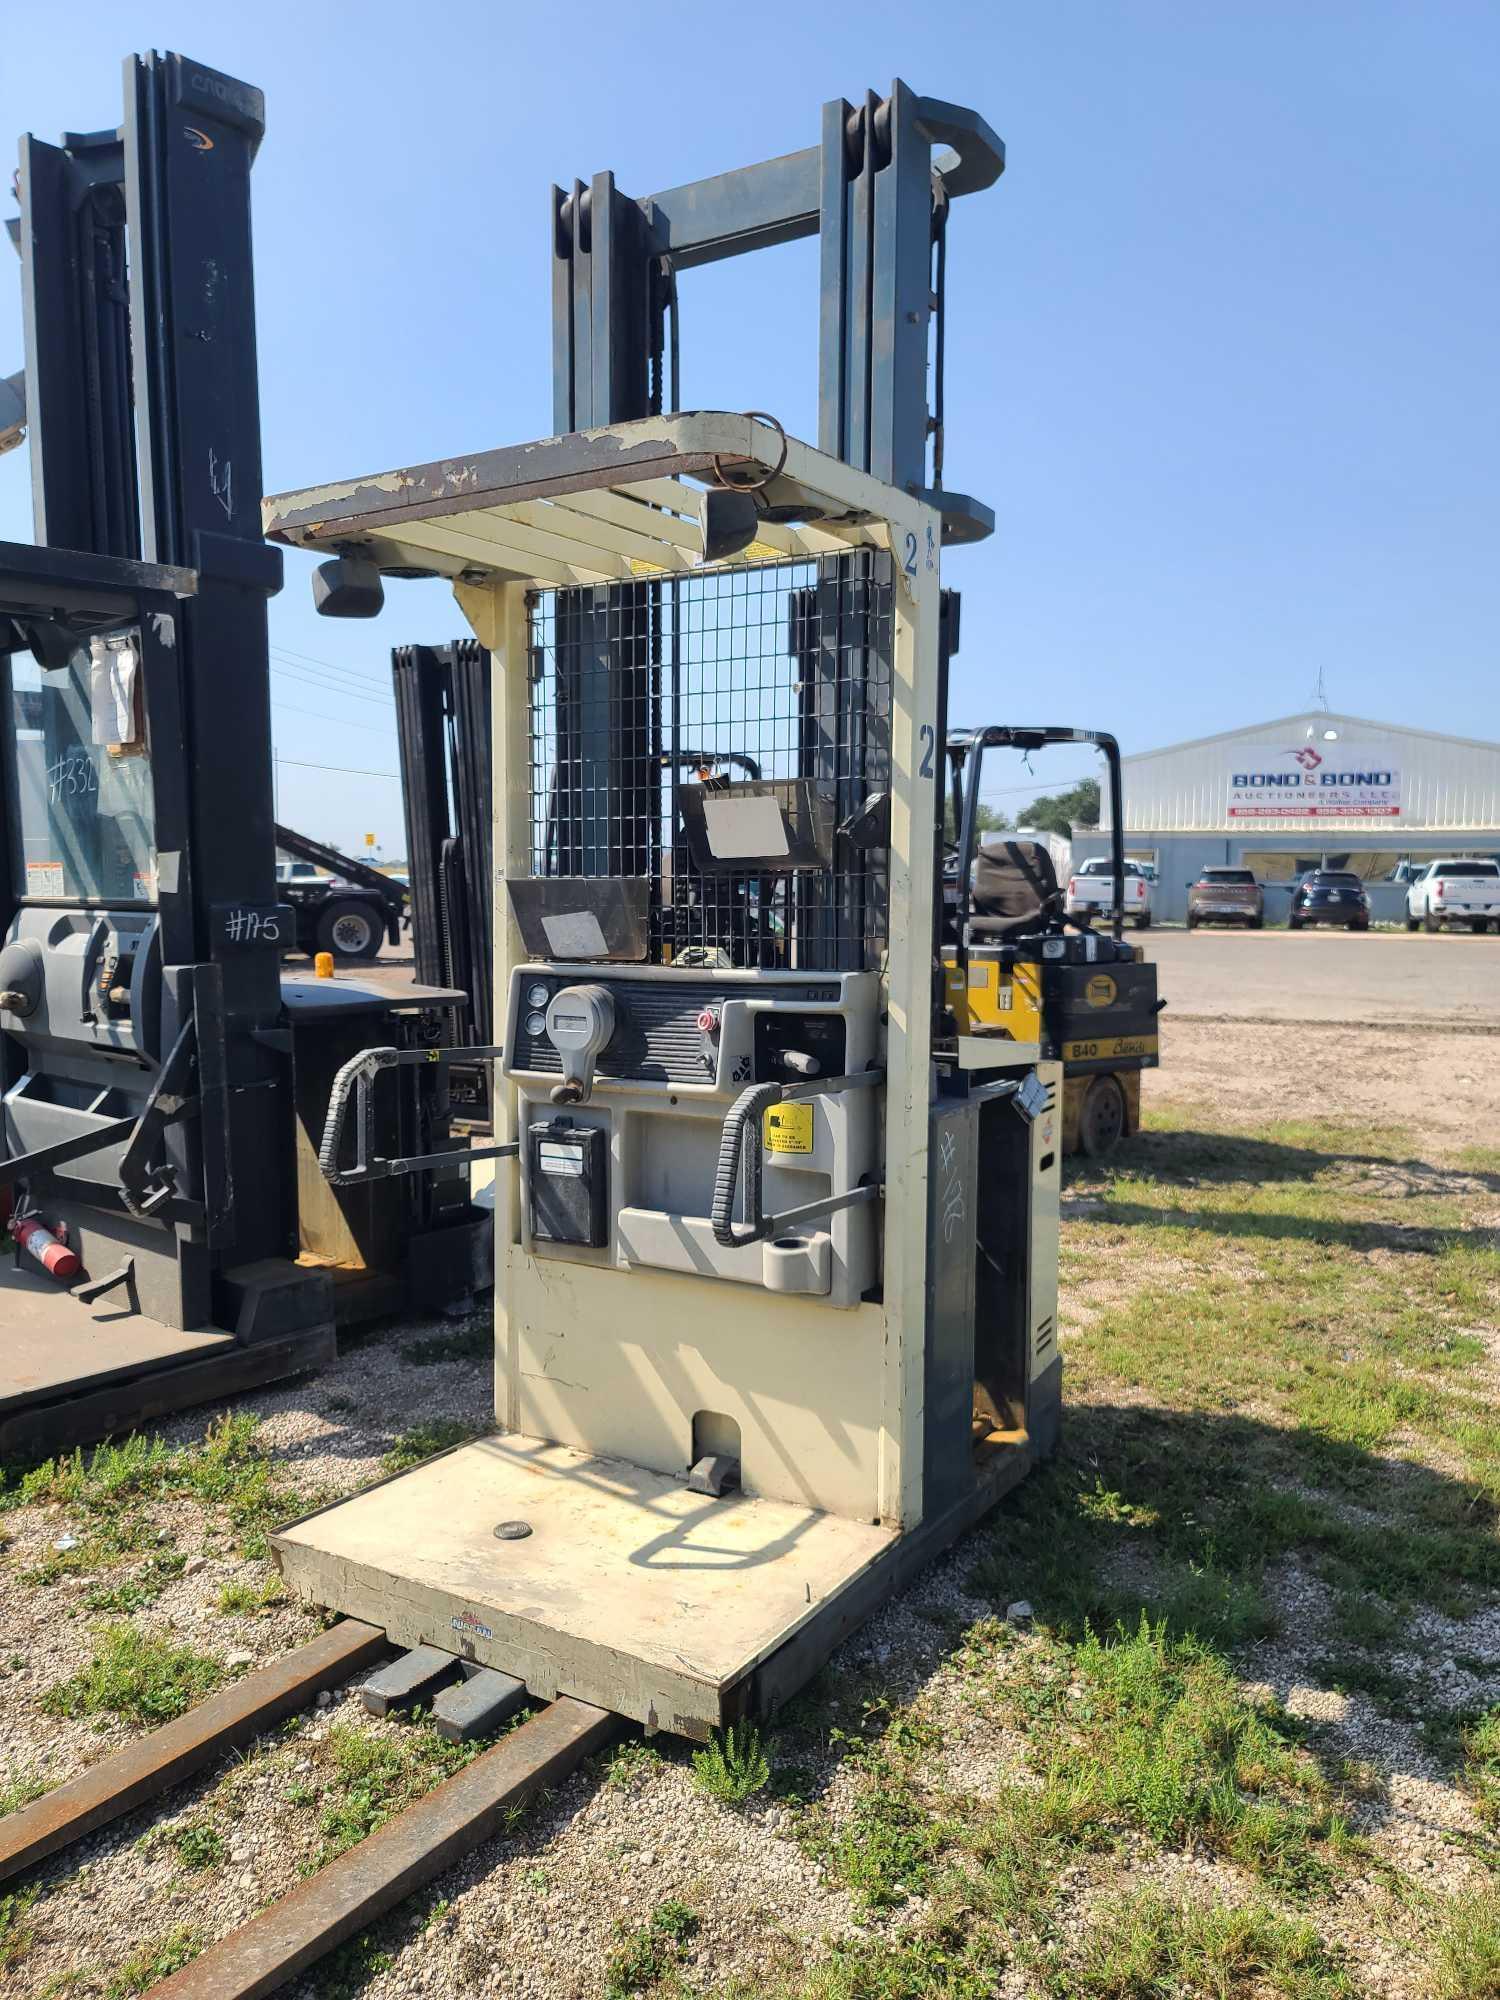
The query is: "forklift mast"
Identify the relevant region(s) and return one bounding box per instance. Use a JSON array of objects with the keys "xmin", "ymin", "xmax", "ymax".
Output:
[{"xmin": 0, "ymin": 55, "xmax": 321, "ymax": 1334}]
